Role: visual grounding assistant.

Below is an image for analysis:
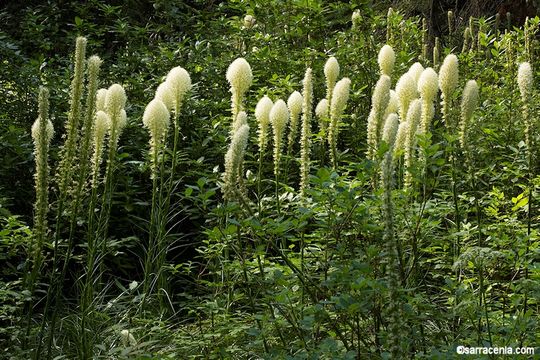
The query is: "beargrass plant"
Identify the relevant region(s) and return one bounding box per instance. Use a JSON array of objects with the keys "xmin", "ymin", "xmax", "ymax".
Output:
[
  {"xmin": 403, "ymin": 99, "xmax": 421, "ymax": 188},
  {"xmin": 417, "ymin": 67, "xmax": 438, "ymax": 135},
  {"xmin": 70, "ymin": 55, "xmax": 102, "ymax": 343},
  {"xmin": 462, "ymin": 27, "xmax": 472, "ymax": 53},
  {"xmin": 408, "ymin": 62, "xmax": 424, "ymax": 83},
  {"xmin": 395, "ymin": 72, "xmax": 417, "ymax": 123},
  {"xmin": 378, "ymin": 44, "xmax": 395, "ymax": 78},
  {"xmin": 25, "ymin": 87, "xmax": 54, "ymax": 339},
  {"xmin": 459, "ymin": 80, "xmax": 479, "ymax": 156},
  {"xmin": 379, "ymin": 112, "xmax": 407, "ymax": 358},
  {"xmin": 157, "ymin": 67, "xmax": 191, "ymax": 210},
  {"xmin": 300, "ymin": 68, "xmax": 313, "ymax": 195},
  {"xmin": 328, "ymin": 77, "xmax": 351, "ymax": 169},
  {"xmin": 270, "ymin": 99, "xmax": 289, "ymax": 216},
  {"xmin": 384, "ymin": 89, "xmax": 398, "ymax": 119},
  {"xmin": 323, "ymin": 57, "xmax": 339, "ymax": 129},
  {"xmin": 255, "ymin": 95, "xmax": 273, "ymax": 208},
  {"xmin": 366, "ymin": 75, "xmax": 391, "ymax": 160},
  {"xmin": 222, "ymin": 123, "xmax": 250, "ymax": 203},
  {"xmin": 314, "ymin": 98, "xmax": 328, "ymax": 133},
  {"xmin": 148, "ymin": 66, "xmax": 192, "ymax": 298},
  {"xmin": 447, "ymin": 10, "xmax": 454, "ymax": 37},
  {"xmin": 36, "ymin": 36, "xmax": 94, "ymax": 358},
  {"xmin": 286, "ymin": 91, "xmax": 303, "ymax": 156},
  {"xmin": 83, "ymin": 110, "xmax": 109, "ymax": 297},
  {"xmin": 226, "ymin": 57, "xmax": 252, "ymax": 135},
  {"xmin": 96, "ymin": 83, "xmax": 127, "ymax": 252},
  {"xmin": 54, "ymin": 36, "xmax": 86, "ymax": 208},
  {"xmin": 439, "ymin": 54, "xmax": 459, "ymax": 132},
  {"xmin": 433, "ymin": 37, "xmax": 441, "ymax": 68},
  {"xmin": 457, "ymin": 80, "xmax": 487, "ymax": 344},
  {"xmin": 421, "ymin": 18, "xmax": 428, "ymax": 62},
  {"xmin": 469, "ymin": 16, "xmax": 476, "ymax": 53},
  {"xmin": 517, "ymin": 61, "xmax": 534, "ymax": 308},
  {"xmin": 386, "ymin": 7, "xmax": 394, "ymax": 45},
  {"xmin": 141, "ymin": 98, "xmax": 171, "ymax": 303}
]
